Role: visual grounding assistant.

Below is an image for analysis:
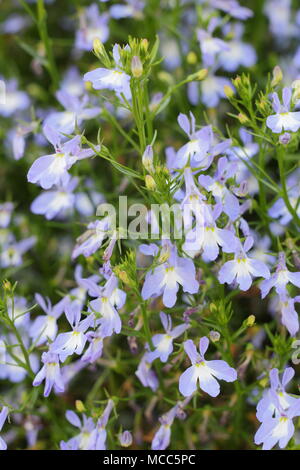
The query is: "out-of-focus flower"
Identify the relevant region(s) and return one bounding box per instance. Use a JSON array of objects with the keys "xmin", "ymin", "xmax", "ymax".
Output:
[
  {"xmin": 0, "ymin": 407, "xmax": 8, "ymax": 451},
  {"xmin": 75, "ymin": 4, "xmax": 109, "ymax": 51}
]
